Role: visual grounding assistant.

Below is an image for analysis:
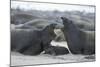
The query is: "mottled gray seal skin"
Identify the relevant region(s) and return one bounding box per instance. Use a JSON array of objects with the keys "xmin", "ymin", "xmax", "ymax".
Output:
[
  {"xmin": 11, "ymin": 24, "xmax": 57, "ymax": 55},
  {"xmin": 61, "ymin": 17, "xmax": 95, "ymax": 55},
  {"xmin": 44, "ymin": 46, "xmax": 69, "ymax": 56}
]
